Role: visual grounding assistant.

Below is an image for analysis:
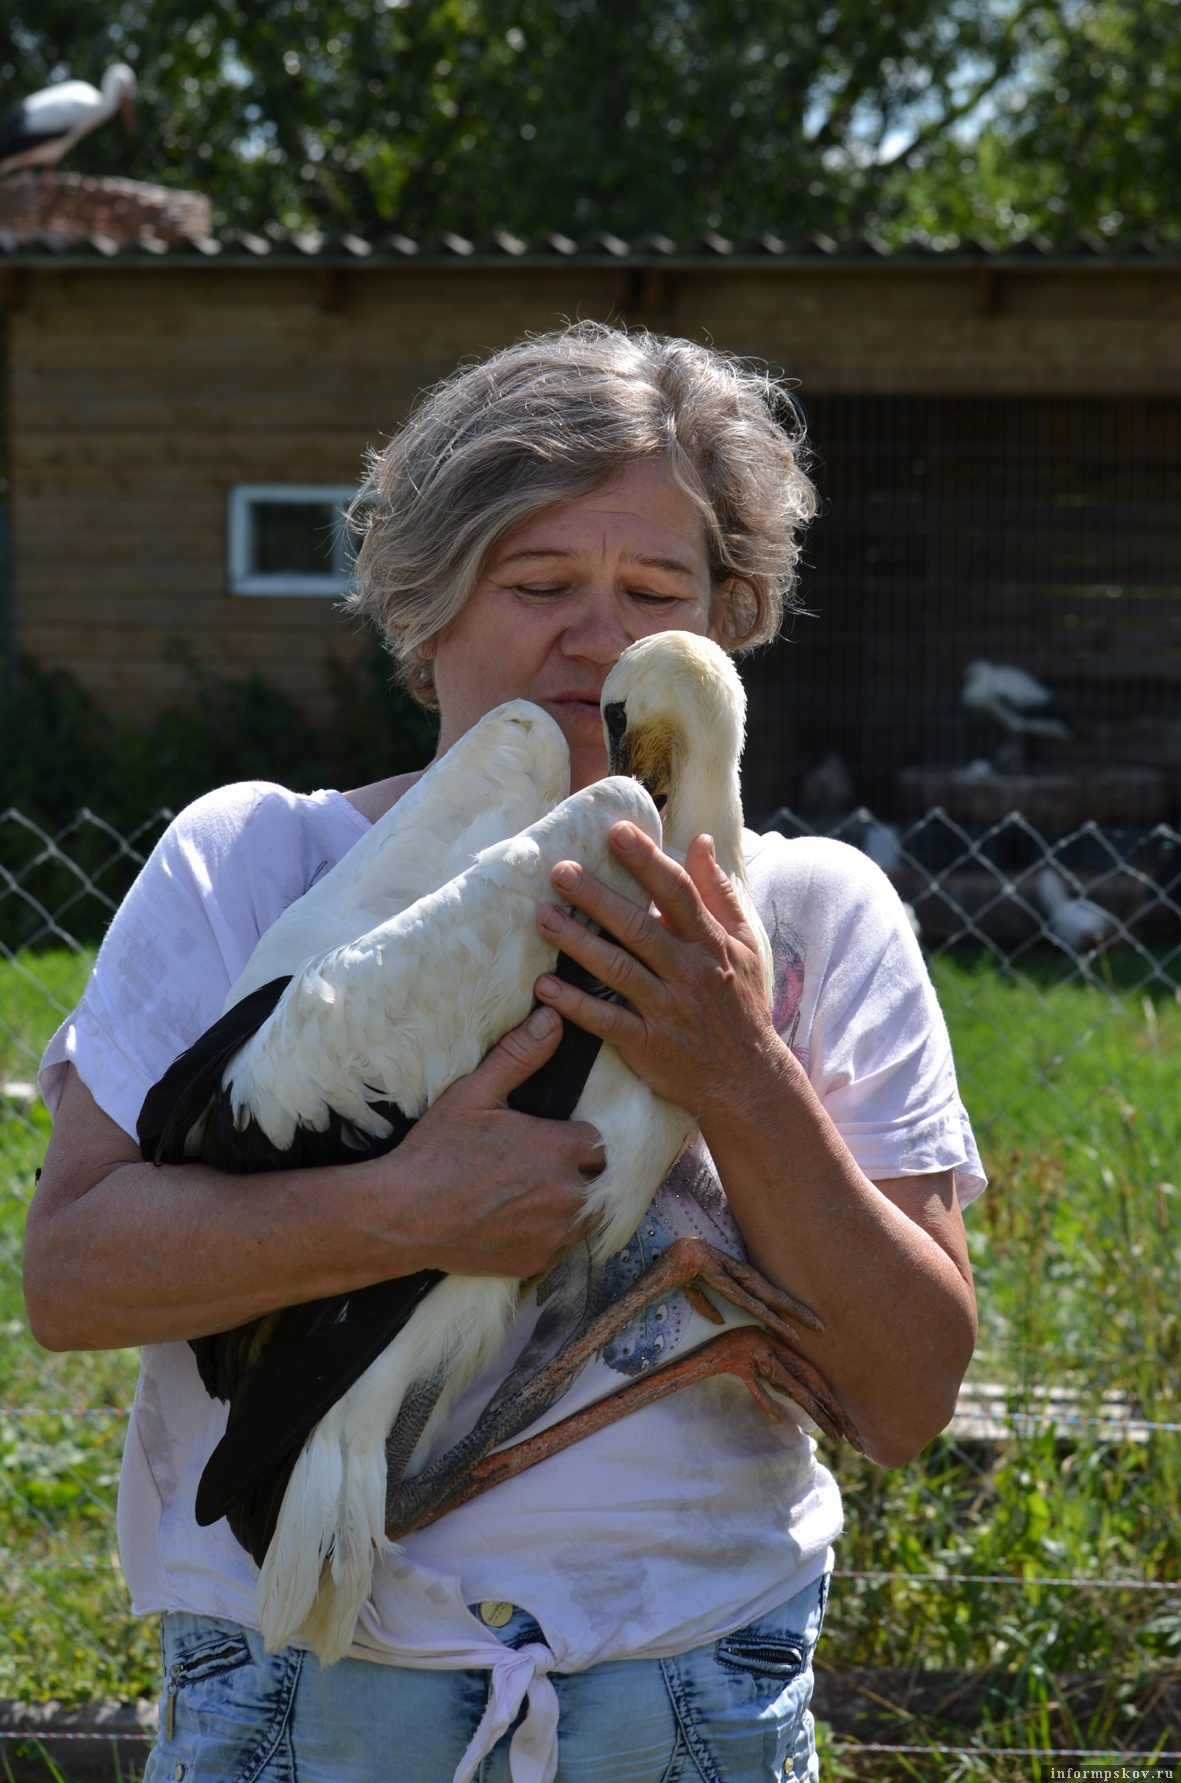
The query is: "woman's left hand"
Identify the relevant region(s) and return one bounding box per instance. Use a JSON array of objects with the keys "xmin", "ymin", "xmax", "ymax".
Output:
[
  {"xmin": 537, "ymin": 817, "xmax": 980, "ymax": 1471},
  {"xmin": 534, "ymin": 819, "xmax": 782, "ymax": 1120}
]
